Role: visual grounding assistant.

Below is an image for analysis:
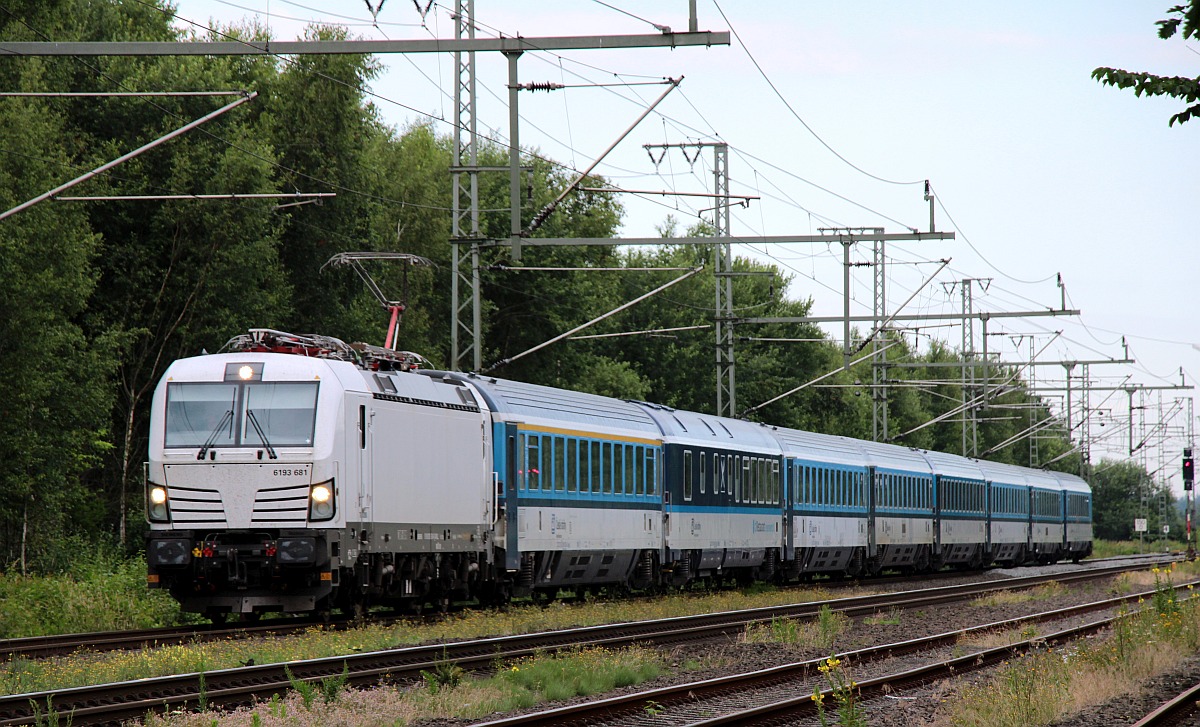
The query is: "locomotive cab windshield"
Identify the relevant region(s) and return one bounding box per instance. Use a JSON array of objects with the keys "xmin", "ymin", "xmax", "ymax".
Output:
[{"xmin": 164, "ymin": 380, "xmax": 319, "ymax": 451}]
